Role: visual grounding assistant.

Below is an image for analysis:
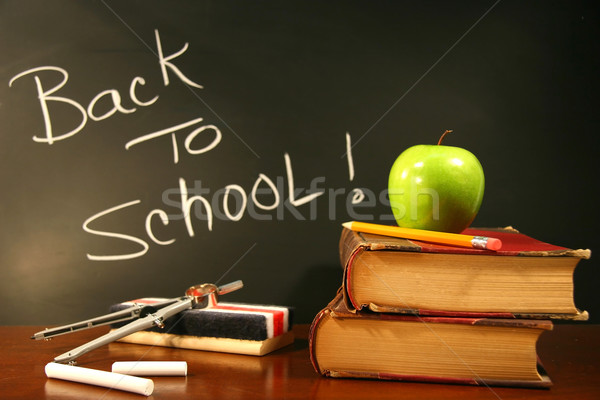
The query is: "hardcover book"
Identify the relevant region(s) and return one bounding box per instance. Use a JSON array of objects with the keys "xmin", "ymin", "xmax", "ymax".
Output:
[
  {"xmin": 110, "ymin": 299, "xmax": 294, "ymax": 356},
  {"xmin": 309, "ymin": 289, "xmax": 553, "ymax": 388},
  {"xmin": 340, "ymin": 226, "xmax": 591, "ymax": 319}
]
